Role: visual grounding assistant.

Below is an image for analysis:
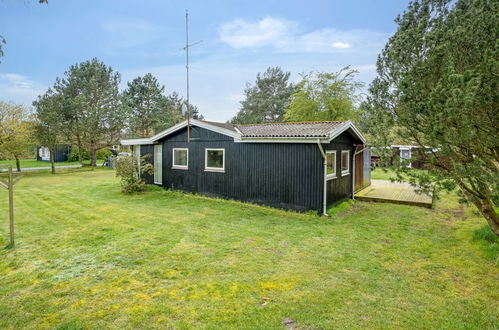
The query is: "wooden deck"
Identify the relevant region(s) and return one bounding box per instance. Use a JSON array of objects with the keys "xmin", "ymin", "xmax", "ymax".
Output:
[{"xmin": 355, "ymin": 180, "xmax": 433, "ymax": 208}]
